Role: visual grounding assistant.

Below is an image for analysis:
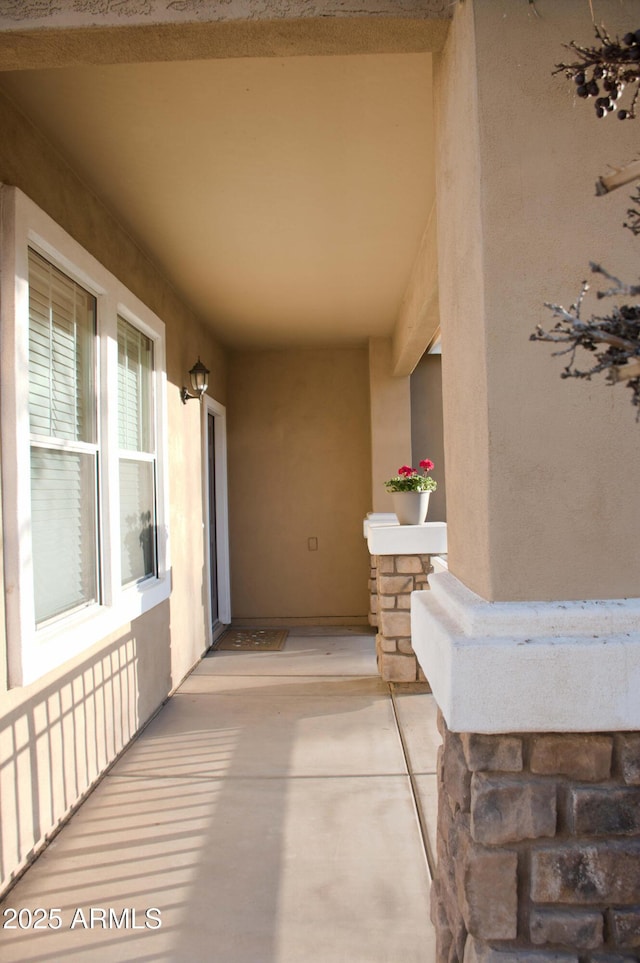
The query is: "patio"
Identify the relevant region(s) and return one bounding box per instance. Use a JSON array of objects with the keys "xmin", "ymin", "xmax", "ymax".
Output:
[{"xmin": 0, "ymin": 629, "xmax": 439, "ymax": 962}]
